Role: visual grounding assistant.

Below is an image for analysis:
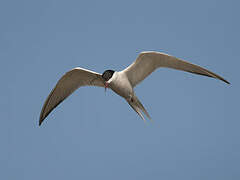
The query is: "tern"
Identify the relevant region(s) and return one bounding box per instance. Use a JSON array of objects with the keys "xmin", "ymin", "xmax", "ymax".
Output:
[{"xmin": 39, "ymin": 51, "xmax": 229, "ymax": 126}]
